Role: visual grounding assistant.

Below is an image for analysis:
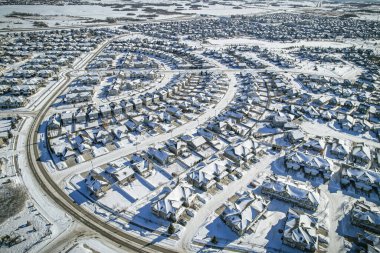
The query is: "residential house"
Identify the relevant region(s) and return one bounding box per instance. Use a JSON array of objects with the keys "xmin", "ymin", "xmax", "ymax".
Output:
[
  {"xmin": 146, "ymin": 147, "xmax": 175, "ymax": 166},
  {"xmin": 187, "ymin": 161, "xmax": 229, "ymax": 190},
  {"xmin": 351, "ymin": 143, "xmax": 371, "ymax": 166},
  {"xmin": 224, "ymin": 138, "xmax": 259, "ymax": 165},
  {"xmin": 85, "ymin": 168, "xmax": 111, "ymax": 198},
  {"xmin": 105, "ymin": 164, "xmax": 135, "ymax": 185},
  {"xmin": 221, "ymin": 191, "xmax": 269, "ymax": 236},
  {"xmin": 166, "ymin": 139, "xmax": 188, "ymax": 156},
  {"xmin": 130, "ymin": 154, "xmax": 153, "ymax": 177},
  {"xmin": 330, "ymin": 139, "xmax": 350, "ymax": 160},
  {"xmin": 151, "ymin": 183, "xmax": 197, "ymax": 222},
  {"xmin": 287, "ymin": 130, "xmax": 305, "ymax": 144},
  {"xmin": 283, "ymin": 208, "xmax": 319, "ymax": 252}
]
